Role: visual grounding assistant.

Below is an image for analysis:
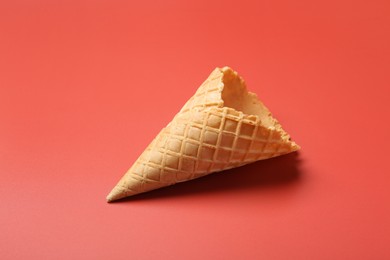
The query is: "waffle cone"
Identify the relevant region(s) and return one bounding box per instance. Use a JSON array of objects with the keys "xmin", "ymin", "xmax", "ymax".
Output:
[{"xmin": 107, "ymin": 67, "xmax": 299, "ymax": 202}]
